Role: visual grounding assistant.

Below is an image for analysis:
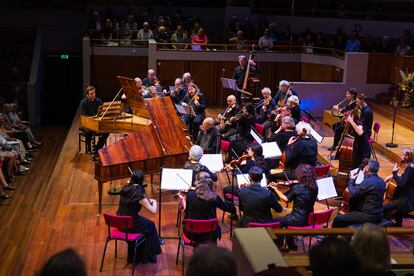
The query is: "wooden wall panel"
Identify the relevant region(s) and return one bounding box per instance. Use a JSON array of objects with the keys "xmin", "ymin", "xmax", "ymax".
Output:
[
  {"xmin": 91, "ymin": 56, "xmax": 147, "ymax": 101},
  {"xmin": 301, "ymin": 63, "xmax": 333, "ymax": 82},
  {"xmin": 333, "ymin": 67, "xmax": 343, "ymax": 82},
  {"xmin": 367, "ymin": 53, "xmax": 394, "ymax": 83},
  {"xmin": 157, "ymin": 60, "xmax": 186, "ymax": 87},
  {"xmin": 188, "ymin": 61, "xmax": 216, "ymax": 106},
  {"xmin": 274, "ymin": 62, "xmax": 301, "ymax": 84}
]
